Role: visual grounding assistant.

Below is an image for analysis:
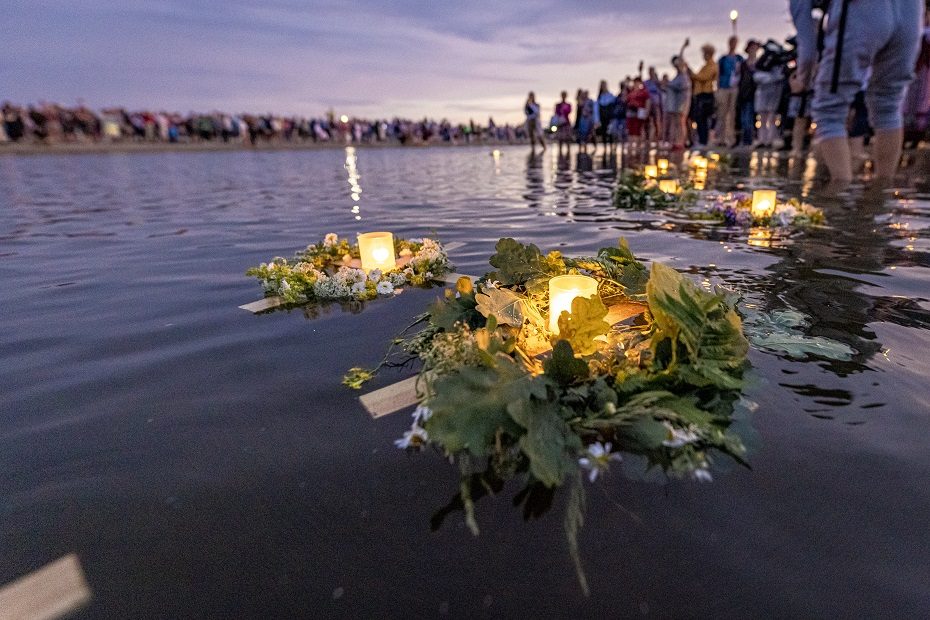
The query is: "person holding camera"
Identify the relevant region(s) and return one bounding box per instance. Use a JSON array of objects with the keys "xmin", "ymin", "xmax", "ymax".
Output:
[{"xmin": 791, "ymin": 0, "xmax": 922, "ymax": 185}]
